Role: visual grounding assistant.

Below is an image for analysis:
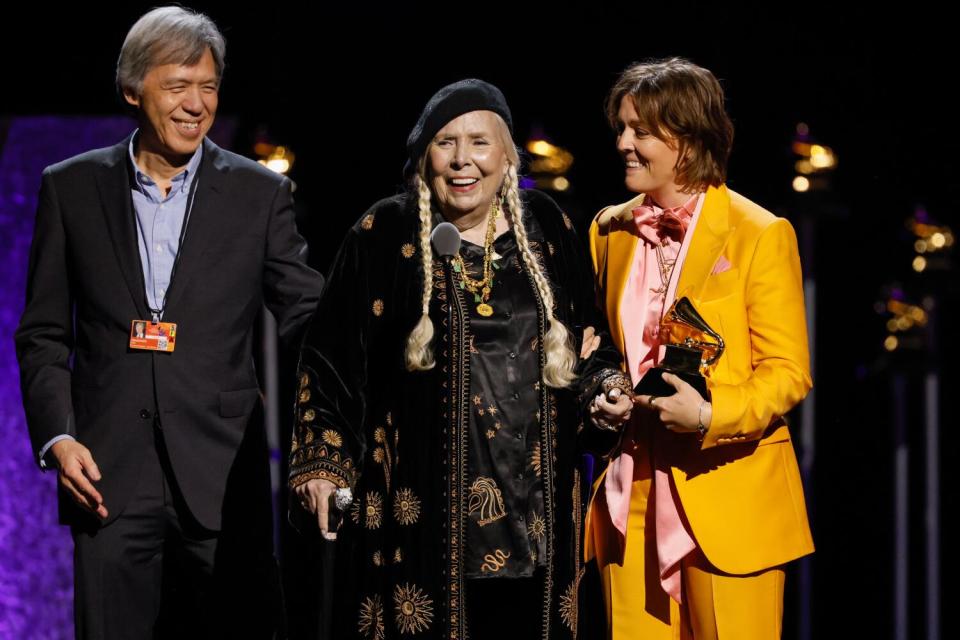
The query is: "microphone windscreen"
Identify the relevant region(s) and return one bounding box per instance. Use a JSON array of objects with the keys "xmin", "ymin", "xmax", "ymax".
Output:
[{"xmin": 431, "ymin": 222, "xmax": 461, "ymax": 258}]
